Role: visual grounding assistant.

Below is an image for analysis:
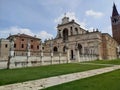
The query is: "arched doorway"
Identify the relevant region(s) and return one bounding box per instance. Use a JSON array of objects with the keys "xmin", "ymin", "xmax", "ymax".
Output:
[
  {"xmin": 71, "ymin": 50, "xmax": 74, "ymax": 60},
  {"xmin": 53, "ymin": 47, "xmax": 58, "ymax": 52},
  {"xmin": 63, "ymin": 46, "xmax": 66, "ymax": 53},
  {"xmin": 63, "ymin": 28, "xmax": 68, "ymax": 42},
  {"xmin": 78, "ymin": 44, "xmax": 82, "ymax": 54}
]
